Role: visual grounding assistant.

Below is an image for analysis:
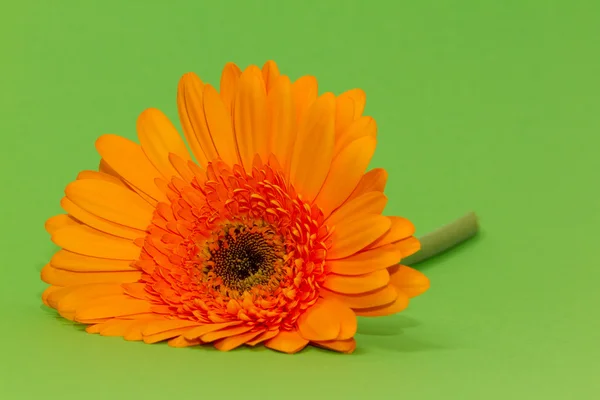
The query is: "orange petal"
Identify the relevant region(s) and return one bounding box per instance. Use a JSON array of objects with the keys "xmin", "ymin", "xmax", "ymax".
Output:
[
  {"xmin": 183, "ymin": 82, "xmax": 222, "ymax": 164},
  {"xmin": 143, "ymin": 326, "xmax": 198, "ymax": 344},
  {"xmin": 41, "ymin": 264, "xmax": 141, "ymax": 286},
  {"xmin": 354, "ymin": 290, "xmax": 409, "ymax": 317},
  {"xmin": 347, "ymin": 168, "xmax": 388, "ymax": 202},
  {"xmin": 213, "ymin": 330, "xmax": 262, "ymax": 351},
  {"xmin": 367, "ymin": 216, "xmax": 416, "ymax": 249},
  {"xmin": 297, "ymin": 297, "xmax": 345, "ymax": 341},
  {"xmin": 45, "ymin": 214, "xmax": 78, "ymax": 235},
  {"xmin": 125, "ymin": 184, "xmax": 157, "ymax": 206},
  {"xmin": 47, "ymin": 283, "xmax": 124, "ymax": 311},
  {"xmin": 58, "ymin": 296, "xmax": 128, "ymax": 324},
  {"xmin": 136, "ymin": 108, "xmax": 192, "ymax": 179},
  {"xmin": 42, "ymin": 285, "xmax": 63, "ymax": 306},
  {"xmin": 323, "ymin": 269, "xmax": 390, "ymax": 295},
  {"xmin": 46, "ymin": 285, "xmax": 74, "ymax": 309},
  {"xmin": 98, "ymin": 159, "xmax": 122, "ymax": 179},
  {"xmin": 51, "ymin": 250, "xmax": 136, "ymax": 272},
  {"xmin": 98, "ymin": 319, "xmax": 140, "ymax": 337},
  {"xmin": 95, "ymin": 134, "xmax": 167, "ymax": 202},
  {"xmin": 327, "ymin": 214, "xmax": 391, "ymax": 259},
  {"xmin": 168, "ymin": 153, "xmax": 196, "ymax": 183},
  {"xmin": 327, "ymin": 243, "xmax": 402, "ymax": 276},
  {"xmin": 313, "ymin": 338, "xmax": 356, "ymax": 354},
  {"xmin": 168, "ymin": 335, "xmax": 202, "ymax": 348},
  {"xmin": 246, "ymin": 329, "xmax": 279, "ymax": 346},
  {"xmin": 234, "ymin": 66, "xmax": 268, "ymax": 172},
  {"xmin": 60, "ymin": 197, "xmax": 144, "ymax": 240},
  {"xmin": 71, "ymin": 317, "xmax": 111, "ymax": 324},
  {"xmin": 85, "ymin": 323, "xmax": 103, "ymax": 334},
  {"xmin": 85, "ymin": 320, "xmax": 112, "ymax": 335},
  {"xmin": 262, "ymin": 60, "xmax": 280, "ymax": 93},
  {"xmin": 187, "ymin": 159, "xmax": 206, "ymax": 184},
  {"xmin": 203, "ymin": 84, "xmax": 239, "ymax": 167},
  {"xmin": 267, "ymin": 75, "xmax": 296, "ymax": 177},
  {"xmin": 183, "ymin": 321, "xmax": 243, "ymax": 340},
  {"xmin": 77, "ymin": 170, "xmax": 127, "ymax": 188},
  {"xmin": 289, "ymin": 93, "xmax": 336, "ymax": 201},
  {"xmin": 120, "ymin": 313, "xmax": 164, "ymax": 320},
  {"xmin": 265, "ymin": 329, "xmax": 309, "ymax": 354},
  {"xmin": 141, "ymin": 319, "xmax": 201, "ymax": 336},
  {"xmin": 201, "ymin": 325, "xmax": 253, "ymax": 343},
  {"xmin": 334, "ymin": 94, "xmax": 356, "ymax": 138},
  {"xmin": 321, "ymin": 285, "xmax": 398, "ymax": 309},
  {"xmin": 122, "ymin": 282, "xmax": 148, "ymax": 299},
  {"xmin": 94, "ymin": 166, "xmax": 148, "ymax": 206},
  {"xmin": 75, "ymin": 296, "xmax": 152, "ymax": 321},
  {"xmin": 122, "ymin": 320, "xmax": 154, "ymax": 341},
  {"xmin": 63, "ymin": 190, "xmax": 143, "ymax": 232},
  {"xmin": 219, "ymin": 62, "xmax": 242, "ymax": 112},
  {"xmin": 65, "ymin": 179, "xmax": 154, "ymax": 231},
  {"xmin": 395, "ymin": 236, "xmax": 421, "ymax": 258},
  {"xmin": 326, "ymin": 192, "xmax": 387, "ymax": 227},
  {"xmin": 336, "ymin": 305, "xmax": 358, "ymax": 340},
  {"xmin": 389, "ymin": 265, "xmax": 430, "ymax": 298},
  {"xmin": 51, "ymin": 225, "xmax": 141, "ymax": 260},
  {"xmin": 343, "ymin": 89, "xmax": 366, "ymax": 119},
  {"xmin": 315, "ymin": 136, "xmax": 377, "ymax": 217},
  {"xmin": 292, "ymin": 75, "xmax": 318, "ymax": 122},
  {"xmin": 334, "ymin": 116, "xmax": 377, "ymax": 156},
  {"xmin": 177, "ymin": 72, "xmax": 209, "ymax": 167}
]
